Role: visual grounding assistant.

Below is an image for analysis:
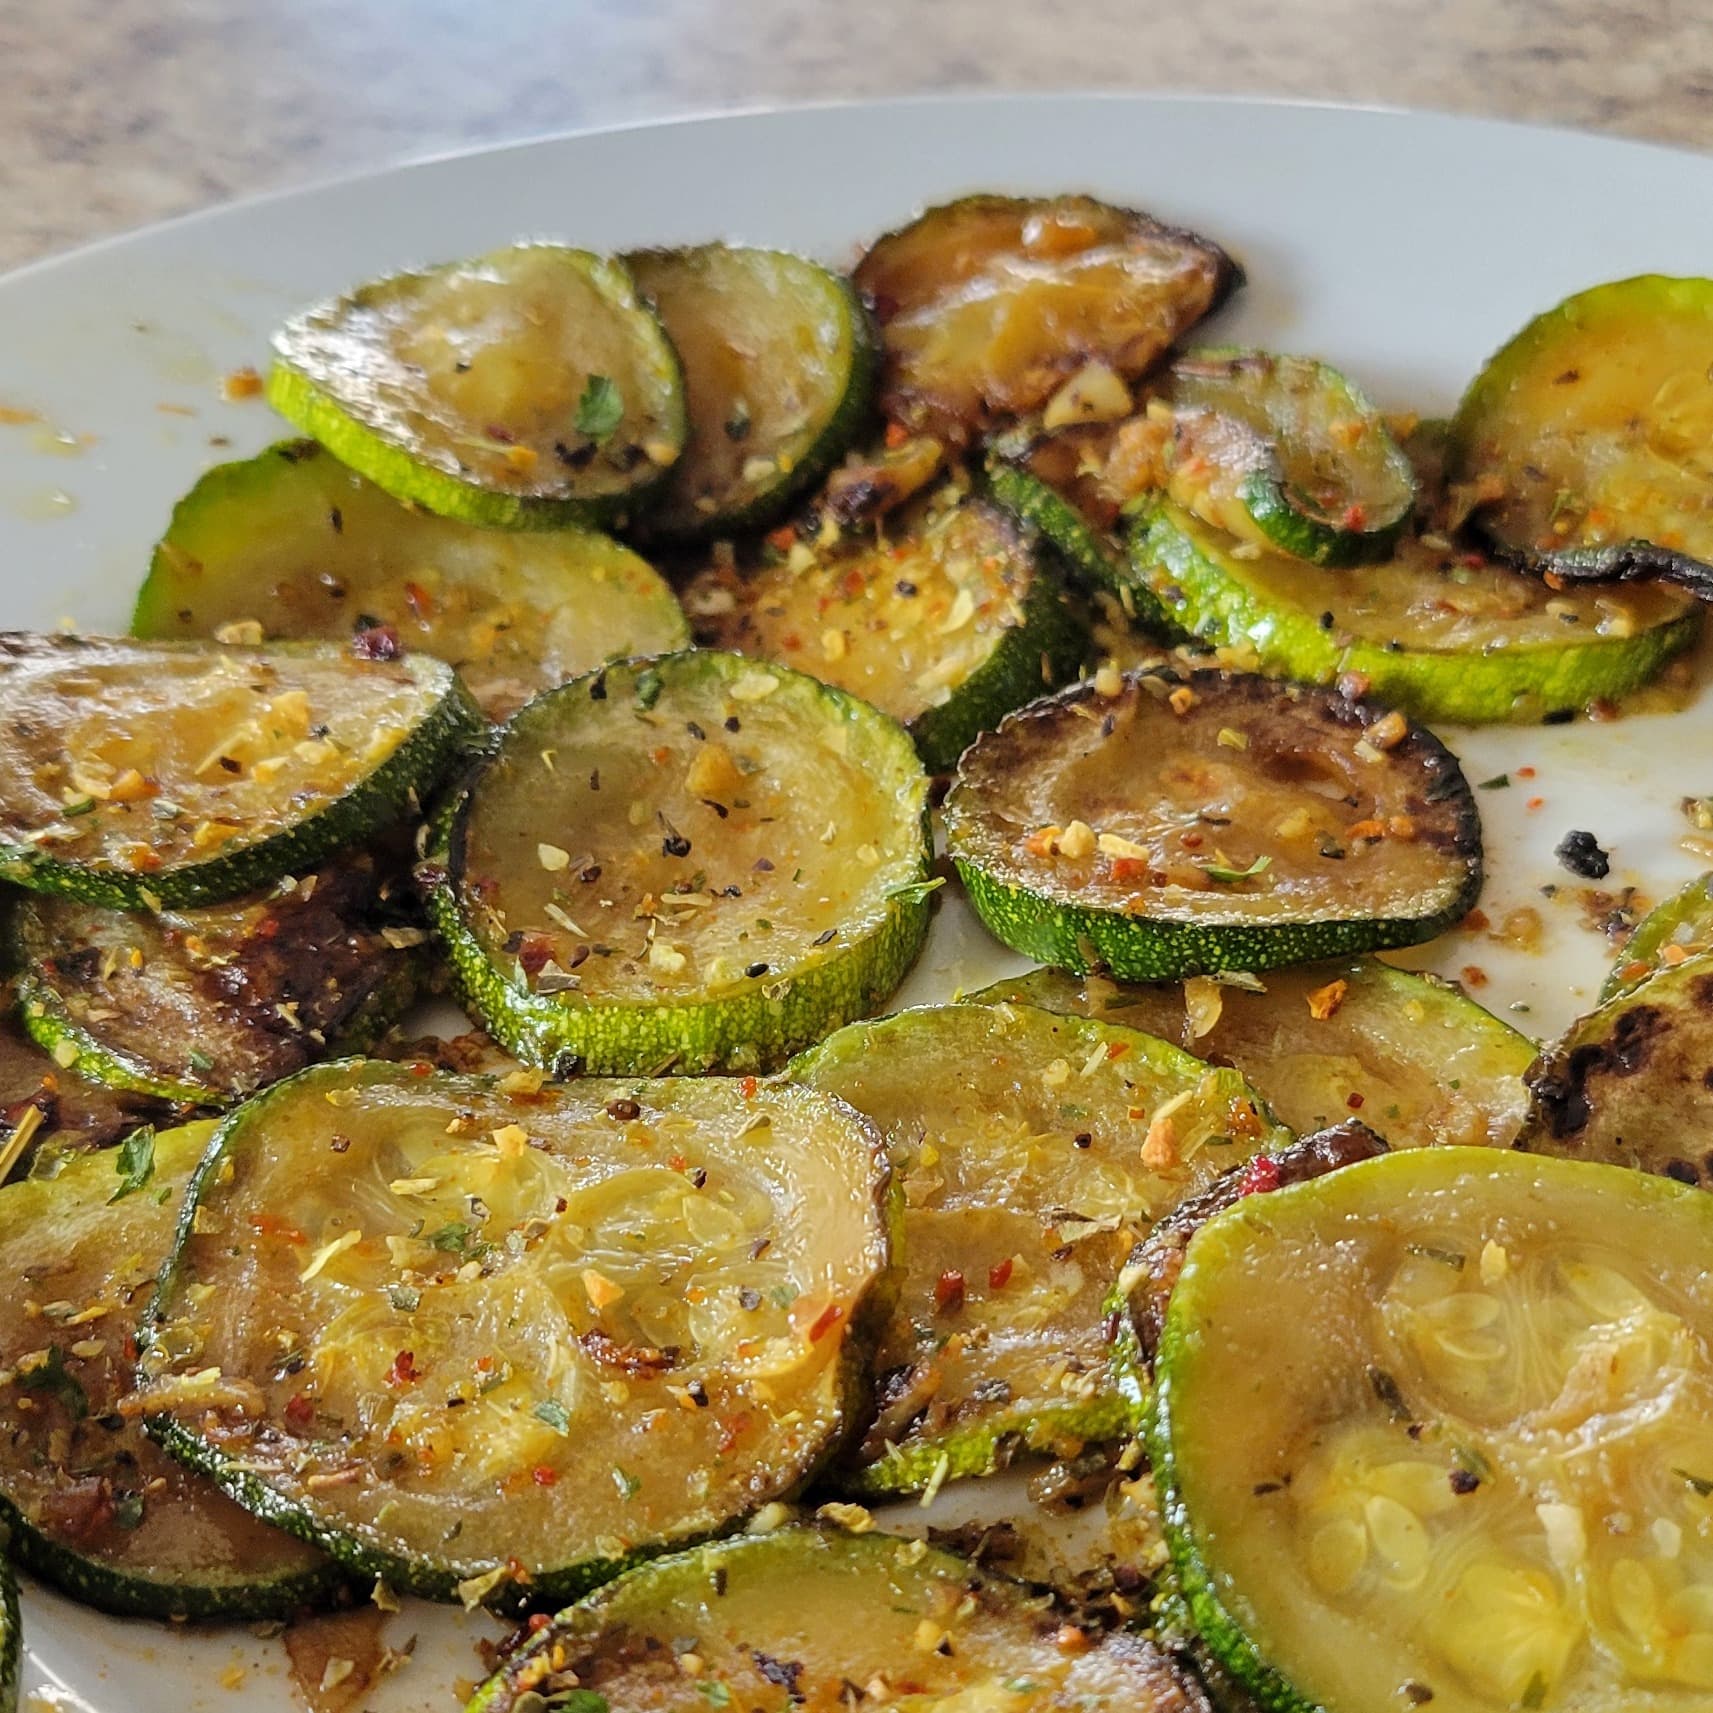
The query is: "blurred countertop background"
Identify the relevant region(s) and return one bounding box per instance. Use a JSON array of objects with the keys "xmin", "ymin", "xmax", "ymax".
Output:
[{"xmin": 3, "ymin": 0, "xmax": 1706, "ymax": 268}]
